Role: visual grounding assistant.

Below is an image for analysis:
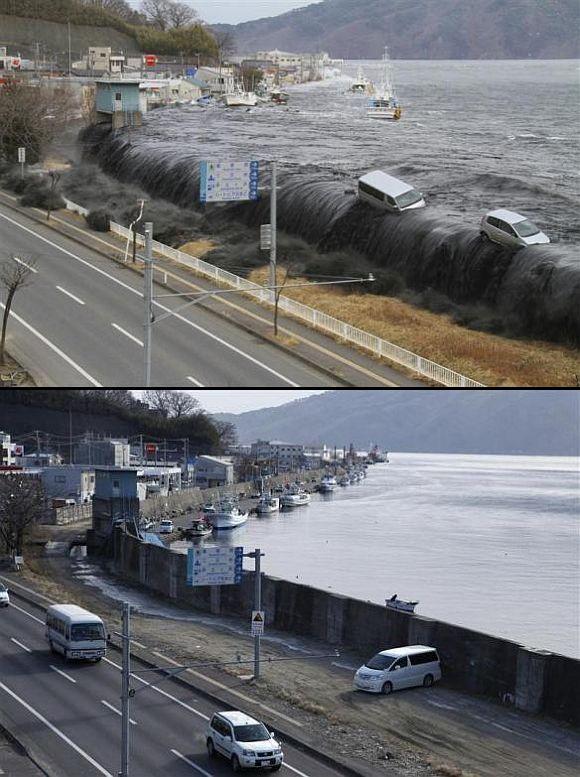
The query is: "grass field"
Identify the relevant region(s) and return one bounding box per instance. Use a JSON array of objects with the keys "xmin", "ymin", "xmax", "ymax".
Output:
[{"xmin": 248, "ymin": 268, "xmax": 580, "ymax": 387}]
